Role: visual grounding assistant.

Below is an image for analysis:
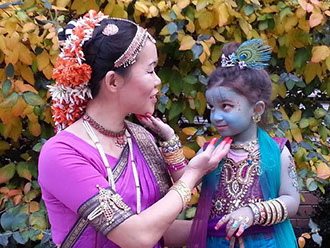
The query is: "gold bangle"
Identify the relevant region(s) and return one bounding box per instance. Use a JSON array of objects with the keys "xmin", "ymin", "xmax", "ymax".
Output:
[
  {"xmin": 275, "ymin": 198, "xmax": 288, "ymax": 222},
  {"xmin": 267, "ymin": 200, "xmax": 278, "ymax": 225},
  {"xmin": 170, "ymin": 180, "xmax": 191, "ymax": 211},
  {"xmin": 261, "ymin": 202, "xmax": 272, "ymax": 226},
  {"xmin": 272, "ymin": 199, "xmax": 283, "ymax": 224},
  {"xmin": 159, "ymin": 135, "xmax": 180, "ymax": 147},
  {"xmin": 255, "ymin": 202, "xmax": 266, "ymax": 225}
]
